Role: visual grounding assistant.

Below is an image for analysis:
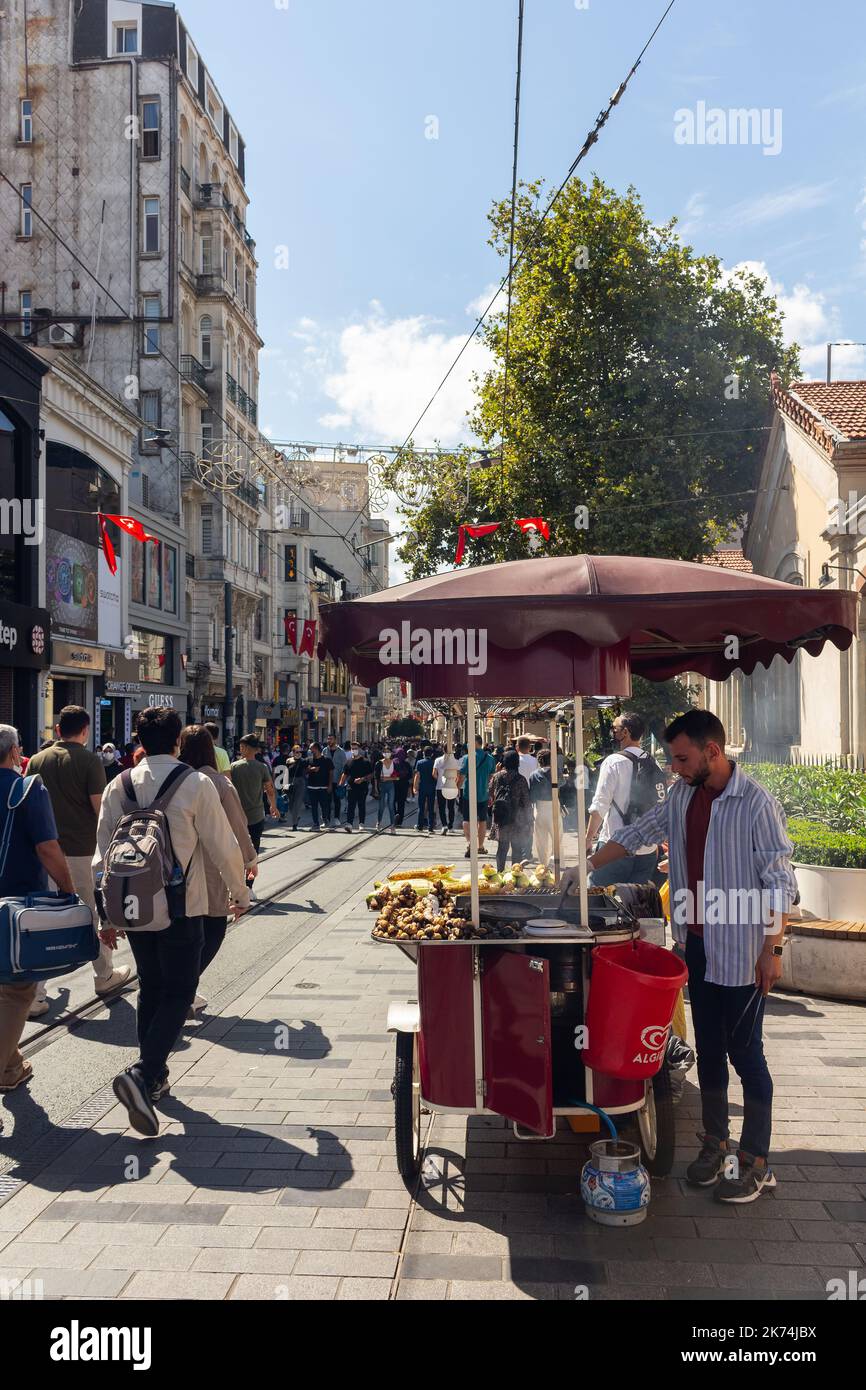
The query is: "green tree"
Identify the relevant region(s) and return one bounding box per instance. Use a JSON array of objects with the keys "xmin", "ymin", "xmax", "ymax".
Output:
[
  {"xmin": 387, "ymin": 717, "xmax": 425, "ymax": 740},
  {"xmin": 387, "ymin": 176, "xmax": 799, "ymax": 579}
]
